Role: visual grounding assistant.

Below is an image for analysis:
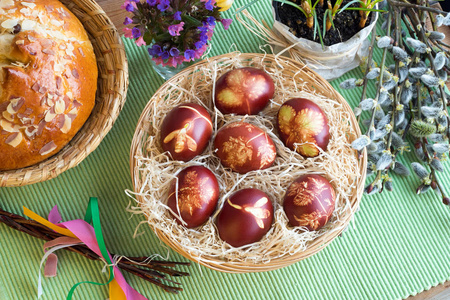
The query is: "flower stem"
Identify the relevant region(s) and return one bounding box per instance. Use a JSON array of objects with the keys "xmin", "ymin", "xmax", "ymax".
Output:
[
  {"xmin": 154, "ymin": 32, "xmax": 173, "ymax": 42},
  {"xmin": 182, "ymin": 14, "xmax": 203, "ymax": 27}
]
